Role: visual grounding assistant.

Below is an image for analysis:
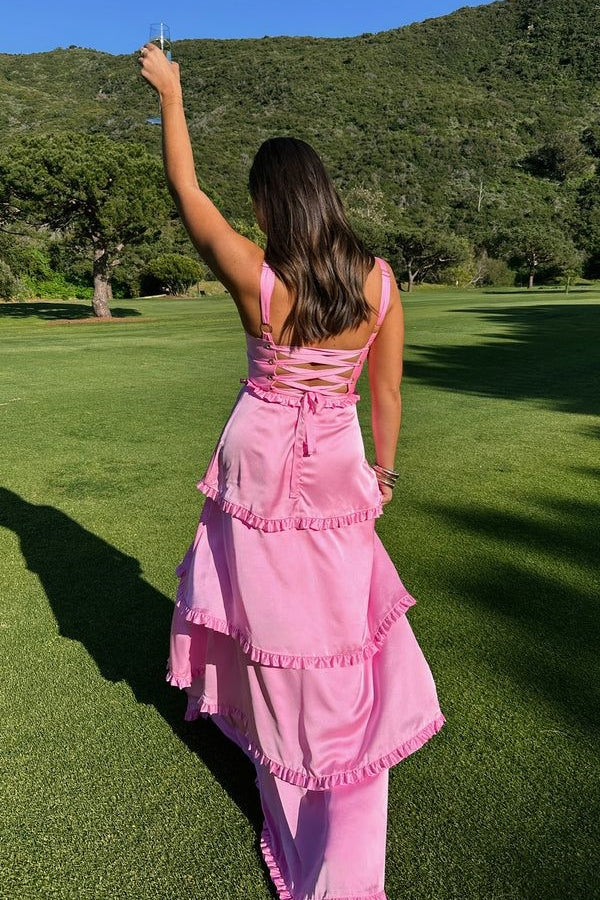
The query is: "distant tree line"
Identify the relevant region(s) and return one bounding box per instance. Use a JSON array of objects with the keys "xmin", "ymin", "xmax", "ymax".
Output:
[{"xmin": 2, "ymin": 124, "xmax": 600, "ymax": 316}]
